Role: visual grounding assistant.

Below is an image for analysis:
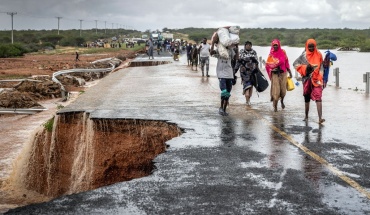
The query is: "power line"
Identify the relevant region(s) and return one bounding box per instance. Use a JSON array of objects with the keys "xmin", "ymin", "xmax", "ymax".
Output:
[
  {"xmin": 7, "ymin": 12, "xmax": 17, "ymax": 44},
  {"xmin": 1, "ymin": 11, "xmax": 136, "ymax": 33},
  {"xmin": 95, "ymin": 20, "xmax": 98, "ymax": 35},
  {"xmin": 56, "ymin": 17, "xmax": 62, "ymax": 35},
  {"xmin": 79, "ymin": 19, "xmax": 83, "ymax": 37}
]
